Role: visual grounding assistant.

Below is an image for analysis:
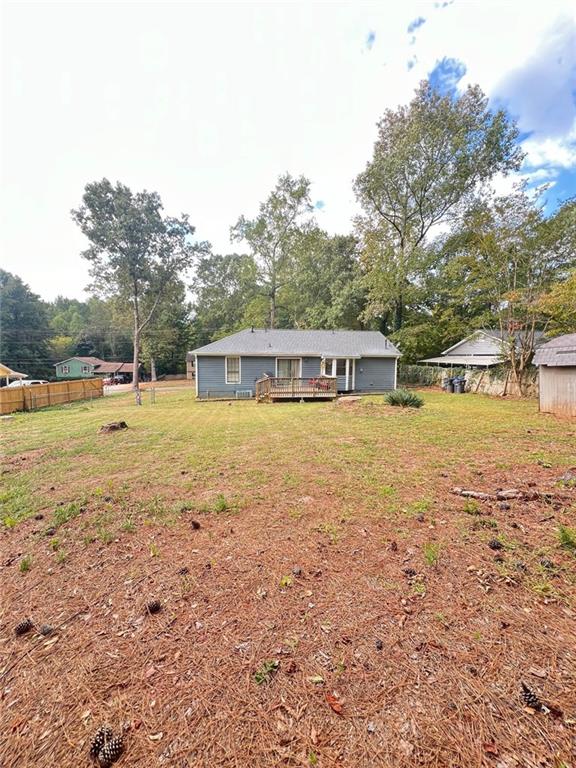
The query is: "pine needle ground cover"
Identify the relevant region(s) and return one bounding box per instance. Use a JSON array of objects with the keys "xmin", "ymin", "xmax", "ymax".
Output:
[{"xmin": 1, "ymin": 390, "xmax": 575, "ymax": 767}]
